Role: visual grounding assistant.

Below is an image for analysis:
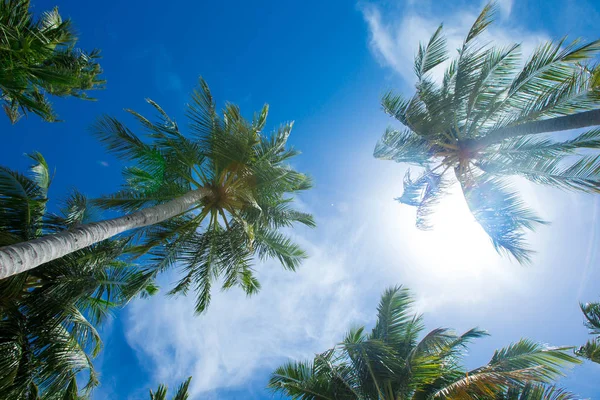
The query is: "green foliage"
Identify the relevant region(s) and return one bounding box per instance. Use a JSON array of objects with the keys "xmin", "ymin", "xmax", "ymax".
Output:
[
  {"xmin": 493, "ymin": 383, "xmax": 578, "ymax": 400},
  {"xmin": 93, "ymin": 78, "xmax": 314, "ymax": 313},
  {"xmin": 0, "ymin": 0, "xmax": 104, "ymax": 123},
  {"xmin": 374, "ymin": 1, "xmax": 600, "ymax": 263},
  {"xmin": 269, "ymin": 286, "xmax": 581, "ymax": 399},
  {"xmin": 575, "ymin": 301, "xmax": 600, "ymax": 363},
  {"xmin": 149, "ymin": 377, "xmax": 192, "ymax": 400},
  {"xmin": 0, "ymin": 154, "xmax": 154, "ymax": 399}
]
